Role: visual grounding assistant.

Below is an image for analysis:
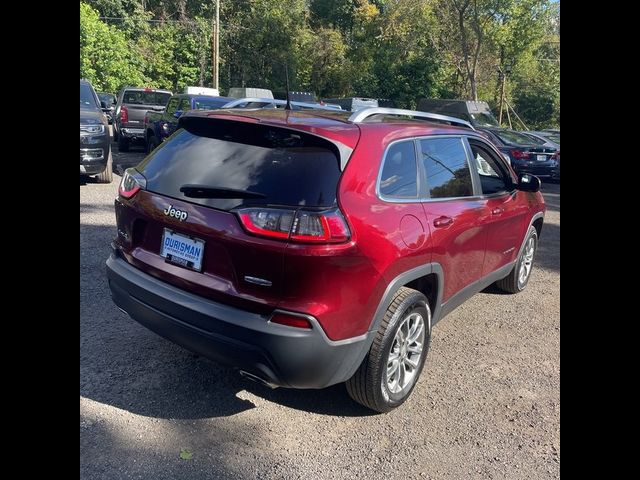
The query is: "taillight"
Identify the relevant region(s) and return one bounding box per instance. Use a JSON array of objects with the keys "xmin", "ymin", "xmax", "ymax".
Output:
[
  {"xmin": 120, "ymin": 105, "xmax": 129, "ymax": 123},
  {"xmin": 511, "ymin": 149, "xmax": 530, "ymax": 160},
  {"xmin": 118, "ymin": 168, "xmax": 146, "ymax": 199},
  {"xmin": 270, "ymin": 312, "xmax": 312, "ymax": 329},
  {"xmin": 237, "ymin": 207, "xmax": 350, "ymax": 243}
]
